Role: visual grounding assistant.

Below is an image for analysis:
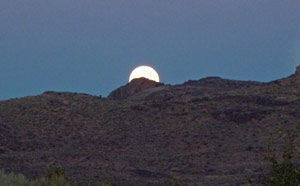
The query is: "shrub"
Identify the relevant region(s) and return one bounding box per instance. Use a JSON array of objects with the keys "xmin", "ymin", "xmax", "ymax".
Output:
[
  {"xmin": 102, "ymin": 179, "xmax": 118, "ymax": 186},
  {"xmin": 264, "ymin": 128, "xmax": 300, "ymax": 186},
  {"xmin": 0, "ymin": 170, "xmax": 29, "ymax": 186},
  {"xmin": 0, "ymin": 164, "xmax": 74, "ymax": 186}
]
